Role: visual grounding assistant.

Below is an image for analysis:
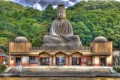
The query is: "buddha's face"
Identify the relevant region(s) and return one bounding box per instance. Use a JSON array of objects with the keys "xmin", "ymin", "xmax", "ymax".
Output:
[{"xmin": 57, "ymin": 10, "xmax": 66, "ymax": 19}]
